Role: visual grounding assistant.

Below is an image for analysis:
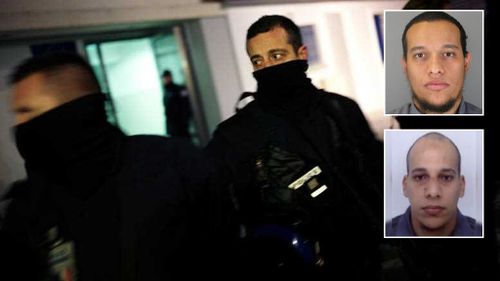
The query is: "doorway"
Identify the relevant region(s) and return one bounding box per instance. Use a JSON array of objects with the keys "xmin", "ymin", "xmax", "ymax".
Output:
[{"xmin": 85, "ymin": 29, "xmax": 204, "ymax": 144}]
